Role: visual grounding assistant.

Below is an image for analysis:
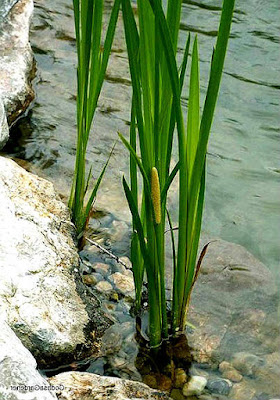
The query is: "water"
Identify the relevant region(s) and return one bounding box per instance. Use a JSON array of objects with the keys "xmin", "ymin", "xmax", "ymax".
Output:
[{"xmin": 3, "ymin": 0, "xmax": 279, "ymax": 278}]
